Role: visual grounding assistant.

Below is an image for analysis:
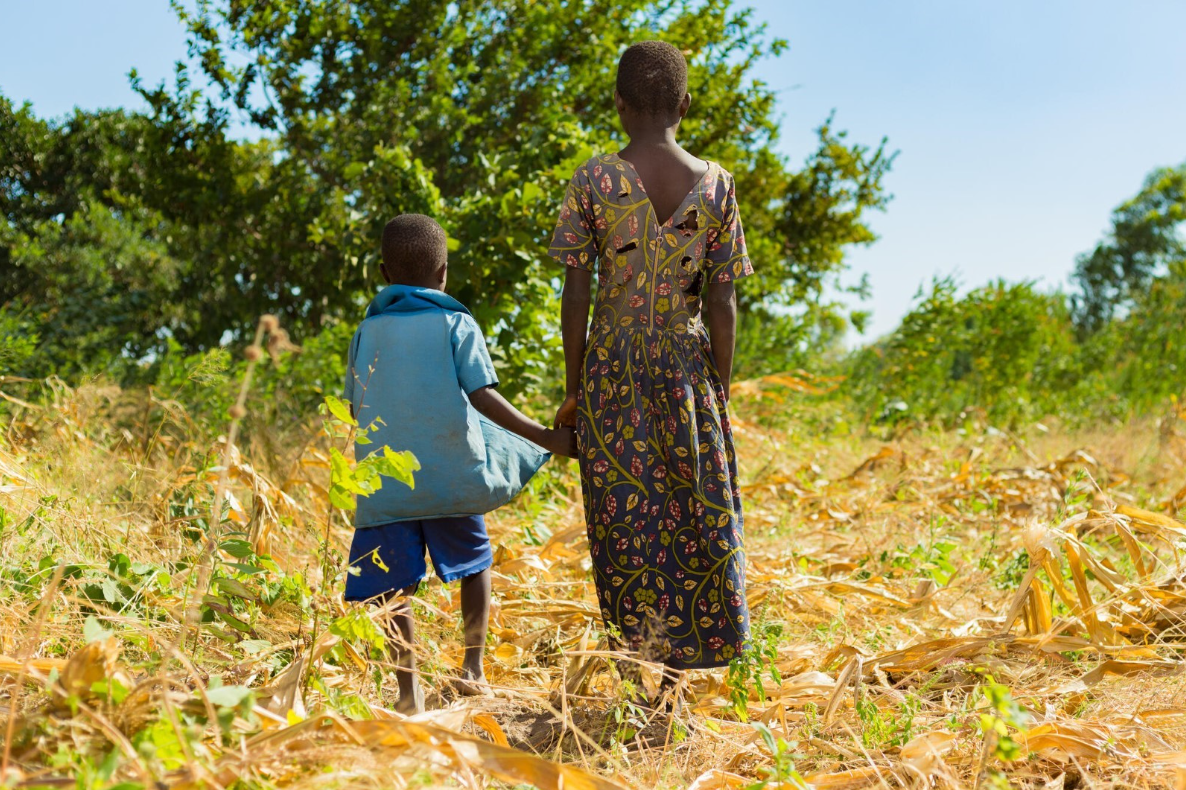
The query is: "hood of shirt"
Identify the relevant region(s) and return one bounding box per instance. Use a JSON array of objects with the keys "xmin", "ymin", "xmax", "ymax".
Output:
[{"xmin": 365, "ymin": 284, "xmax": 471, "ymax": 318}]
